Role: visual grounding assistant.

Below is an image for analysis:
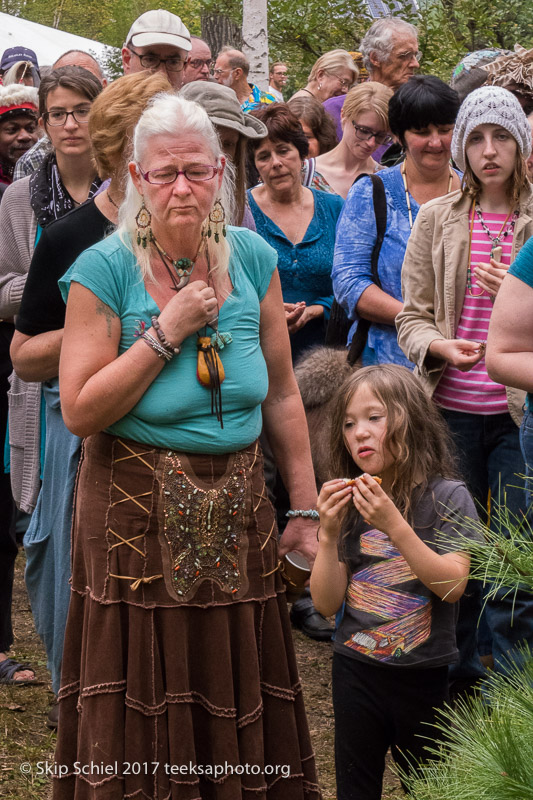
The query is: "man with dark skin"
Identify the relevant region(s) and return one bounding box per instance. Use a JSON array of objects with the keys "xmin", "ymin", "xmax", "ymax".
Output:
[
  {"xmin": 0, "ymin": 82, "xmax": 39, "ymax": 686},
  {"xmin": 0, "ymin": 85, "xmax": 38, "ymax": 191}
]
